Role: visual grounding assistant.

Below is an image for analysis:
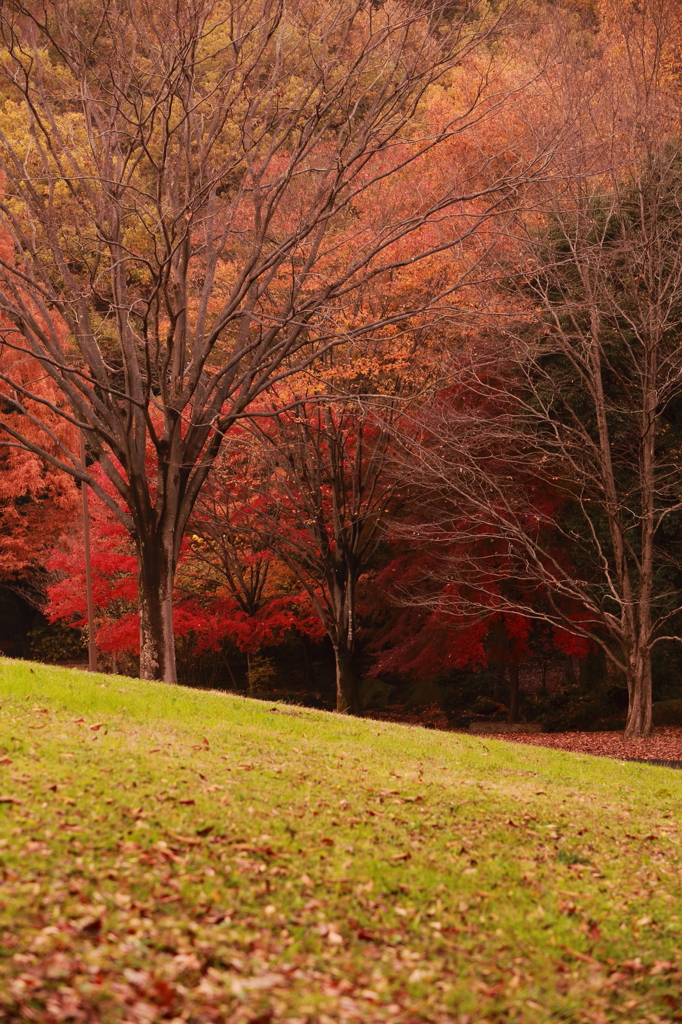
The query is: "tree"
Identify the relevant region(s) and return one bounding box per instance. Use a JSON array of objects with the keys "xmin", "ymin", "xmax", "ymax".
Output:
[
  {"xmin": 386, "ymin": 0, "xmax": 682, "ymax": 737},
  {"xmin": 0, "ymin": 0, "xmax": 535, "ymax": 682},
  {"xmin": 222, "ymin": 394, "xmax": 403, "ymax": 713},
  {"xmin": 45, "ymin": 456, "xmax": 324, "ymax": 681},
  {"xmin": 187, "ymin": 449, "xmax": 325, "ymax": 695},
  {"xmin": 372, "ymin": 489, "xmax": 591, "ymax": 722},
  {"xmin": 392, "ymin": 145, "xmax": 682, "ymax": 736}
]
